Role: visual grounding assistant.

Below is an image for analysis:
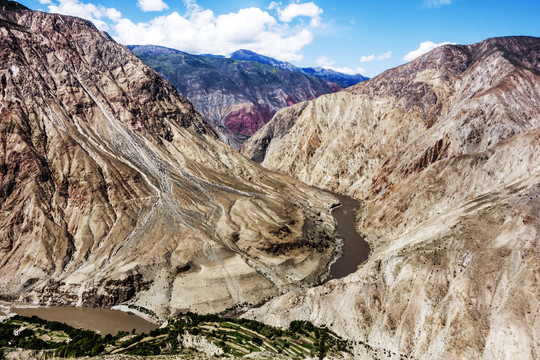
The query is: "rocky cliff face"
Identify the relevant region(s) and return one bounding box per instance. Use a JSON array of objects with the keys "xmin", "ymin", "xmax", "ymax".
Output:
[
  {"xmin": 243, "ymin": 36, "xmax": 540, "ymax": 359},
  {"xmin": 0, "ymin": 0, "xmax": 339, "ymax": 317},
  {"xmin": 128, "ymin": 45, "xmax": 341, "ymax": 149}
]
